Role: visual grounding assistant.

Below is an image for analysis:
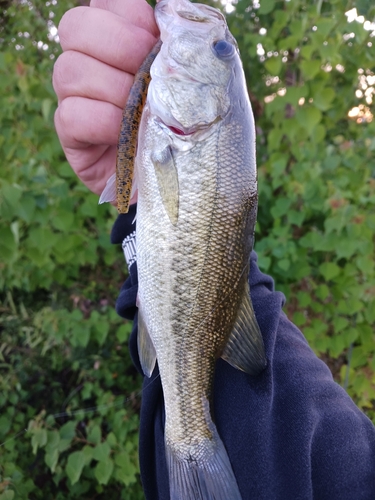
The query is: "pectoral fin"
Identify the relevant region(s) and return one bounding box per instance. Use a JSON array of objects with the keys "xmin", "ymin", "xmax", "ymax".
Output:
[
  {"xmin": 99, "ymin": 172, "xmax": 116, "ymax": 204},
  {"xmin": 221, "ymin": 282, "xmax": 267, "ymax": 375},
  {"xmin": 152, "ymin": 146, "xmax": 179, "ymax": 225},
  {"xmin": 137, "ymin": 309, "xmax": 157, "ymax": 378}
]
